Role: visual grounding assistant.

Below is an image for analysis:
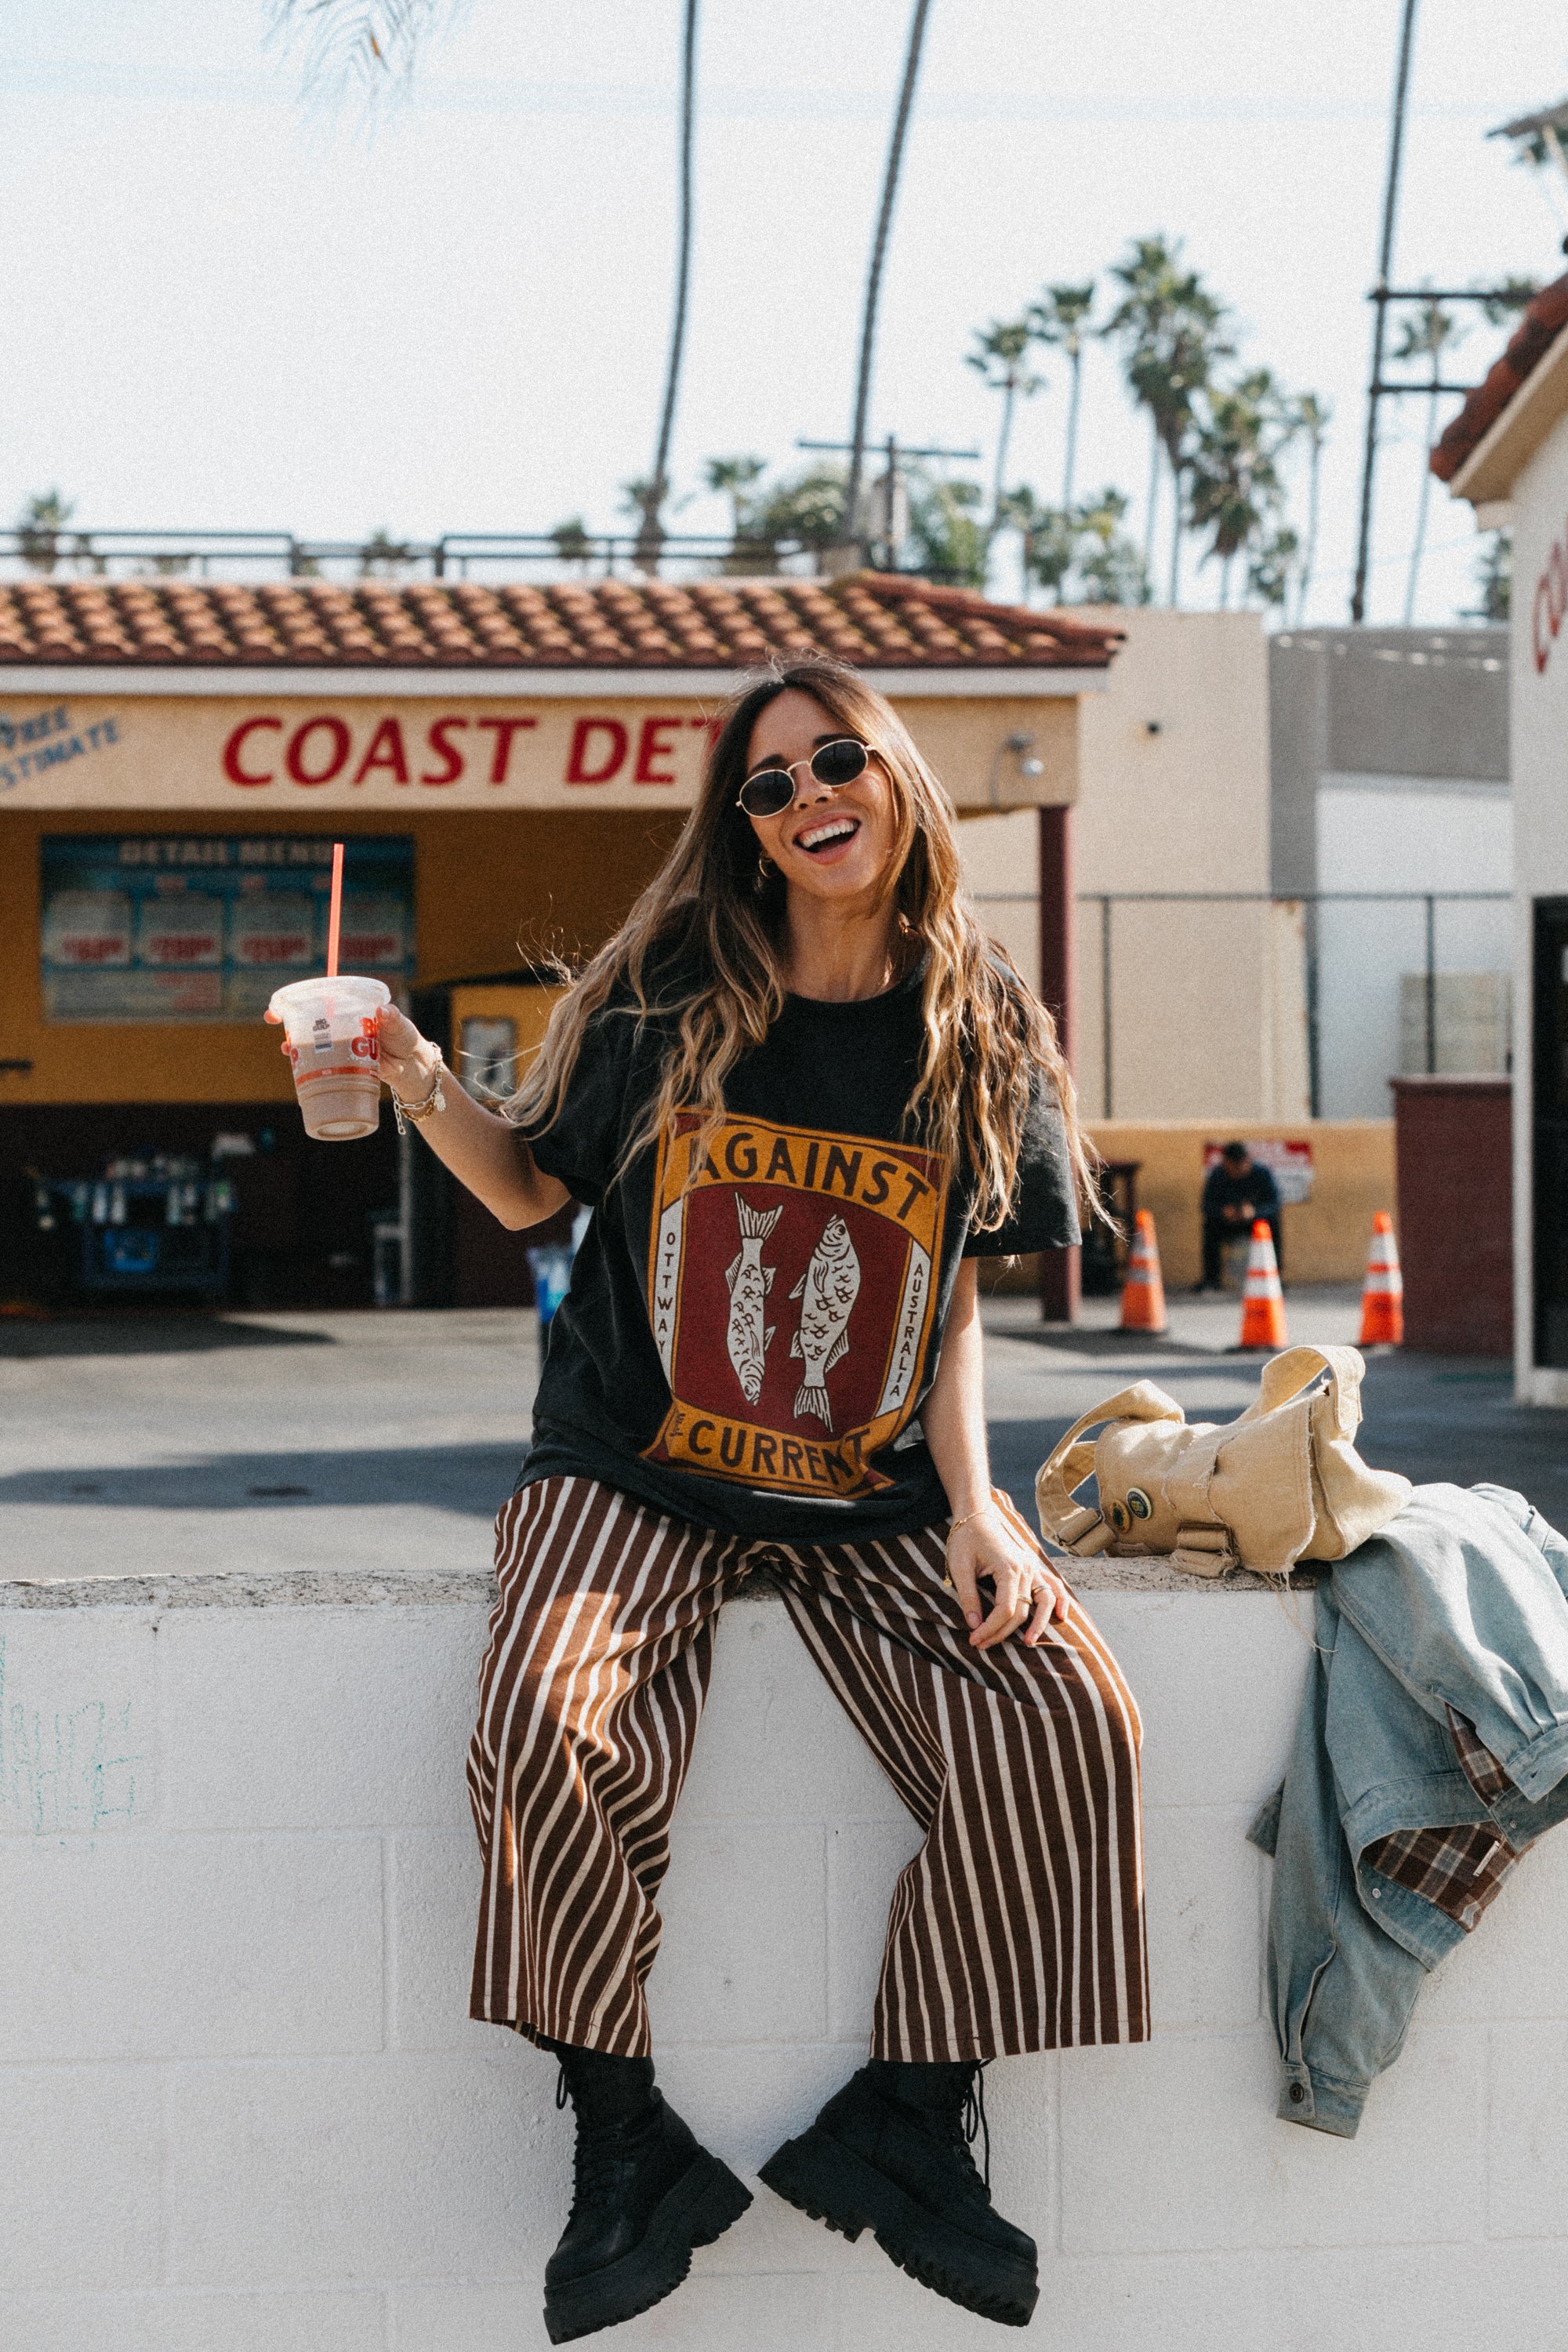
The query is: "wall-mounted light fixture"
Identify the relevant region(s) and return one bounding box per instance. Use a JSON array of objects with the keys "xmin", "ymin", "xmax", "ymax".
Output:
[{"xmin": 988, "ymin": 731, "xmax": 1044, "ymax": 808}]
